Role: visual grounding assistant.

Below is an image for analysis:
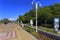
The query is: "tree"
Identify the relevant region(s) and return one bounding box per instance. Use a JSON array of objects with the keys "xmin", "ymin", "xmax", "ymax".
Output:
[
  {"xmin": 17, "ymin": 3, "xmax": 60, "ymax": 28},
  {"xmin": 1, "ymin": 18, "xmax": 10, "ymax": 24}
]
